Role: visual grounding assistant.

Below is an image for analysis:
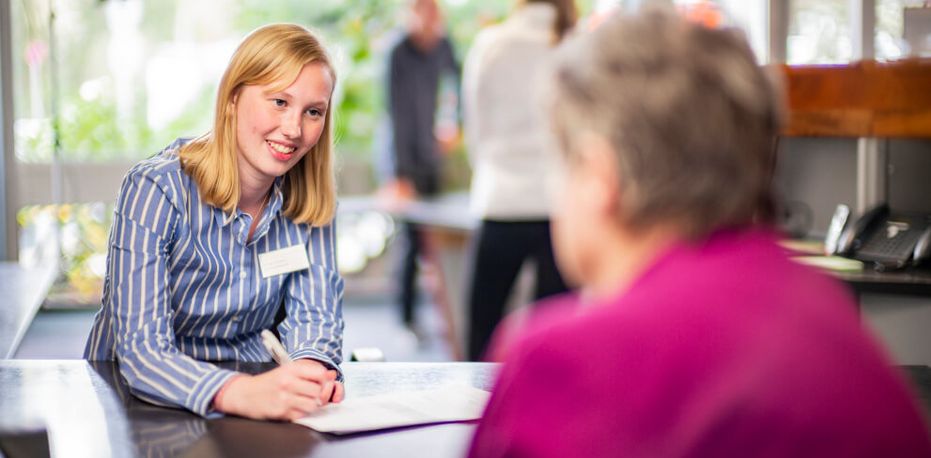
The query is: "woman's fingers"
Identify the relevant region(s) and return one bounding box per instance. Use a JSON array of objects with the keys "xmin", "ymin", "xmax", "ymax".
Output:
[
  {"xmin": 231, "ymin": 362, "xmax": 344, "ymax": 420},
  {"xmin": 283, "ymin": 377, "xmax": 325, "ymax": 402},
  {"xmin": 318, "ymin": 380, "xmax": 335, "ymax": 405},
  {"xmin": 287, "ymin": 392, "xmax": 322, "ymax": 416},
  {"xmin": 287, "ymin": 361, "xmax": 340, "ymax": 405},
  {"xmin": 290, "ymin": 359, "xmax": 330, "ymax": 381},
  {"xmin": 332, "ymin": 381, "xmax": 345, "ymax": 403}
]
